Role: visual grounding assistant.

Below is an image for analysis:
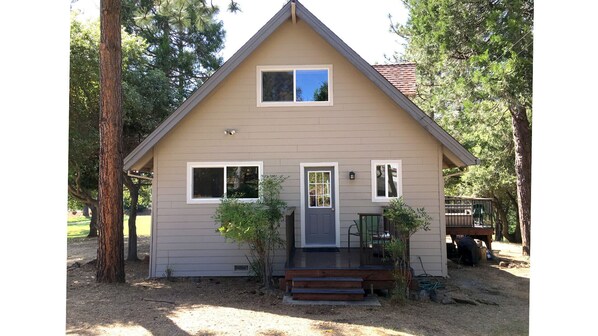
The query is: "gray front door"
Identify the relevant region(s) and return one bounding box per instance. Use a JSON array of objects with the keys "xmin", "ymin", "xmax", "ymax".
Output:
[{"xmin": 304, "ymin": 167, "xmax": 336, "ymax": 246}]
